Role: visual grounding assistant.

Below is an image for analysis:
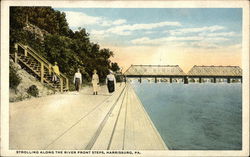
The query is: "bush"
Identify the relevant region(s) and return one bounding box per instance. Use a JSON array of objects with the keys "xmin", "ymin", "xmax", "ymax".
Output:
[
  {"xmin": 27, "ymin": 85, "xmax": 39, "ymax": 97},
  {"xmin": 9, "ymin": 62, "xmax": 21, "ymax": 90}
]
